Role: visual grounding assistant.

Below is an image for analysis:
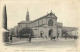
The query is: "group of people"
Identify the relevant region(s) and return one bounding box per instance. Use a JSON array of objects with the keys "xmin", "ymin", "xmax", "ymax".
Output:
[
  {"xmin": 7, "ymin": 34, "xmax": 32, "ymax": 43},
  {"xmin": 40, "ymin": 34, "xmax": 58, "ymax": 42},
  {"xmin": 7, "ymin": 33, "xmax": 78, "ymax": 43},
  {"xmin": 6, "ymin": 35, "xmax": 13, "ymax": 43},
  {"xmin": 64, "ymin": 35, "xmax": 78, "ymax": 40}
]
